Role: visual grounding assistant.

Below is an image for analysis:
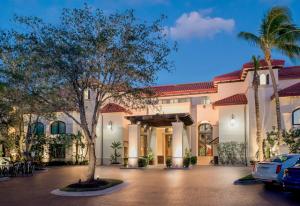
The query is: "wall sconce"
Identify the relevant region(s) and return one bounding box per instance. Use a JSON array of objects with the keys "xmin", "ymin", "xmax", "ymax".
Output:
[
  {"xmin": 229, "ymin": 114, "xmax": 236, "ymax": 127},
  {"xmin": 108, "ymin": 120, "xmax": 113, "ymax": 130}
]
